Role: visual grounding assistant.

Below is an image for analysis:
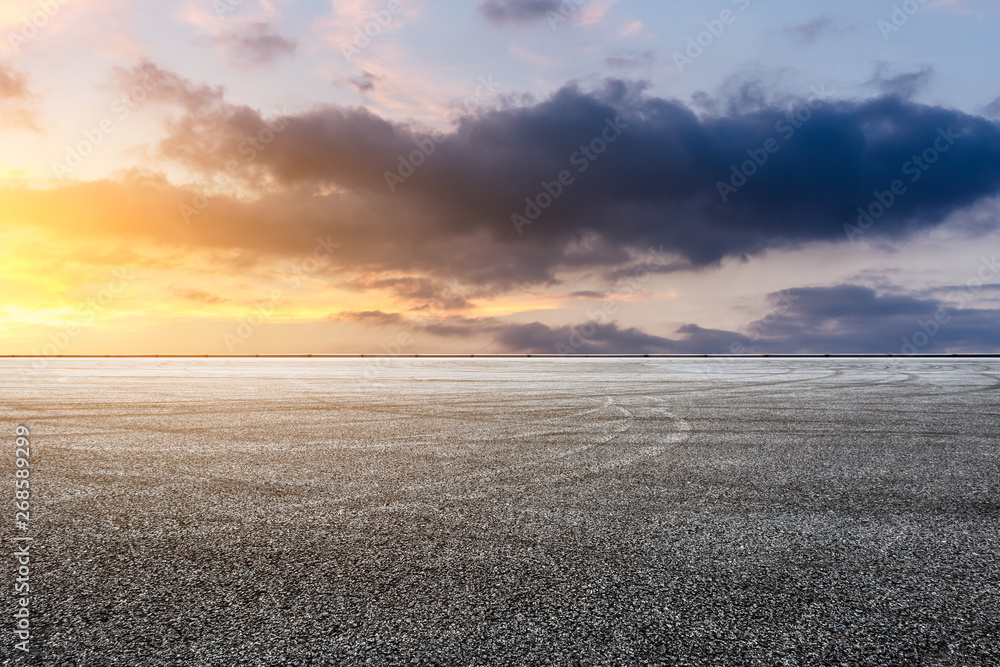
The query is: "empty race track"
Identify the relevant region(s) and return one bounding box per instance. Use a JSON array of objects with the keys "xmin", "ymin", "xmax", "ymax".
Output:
[{"xmin": 2, "ymin": 358, "xmax": 998, "ymax": 665}]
